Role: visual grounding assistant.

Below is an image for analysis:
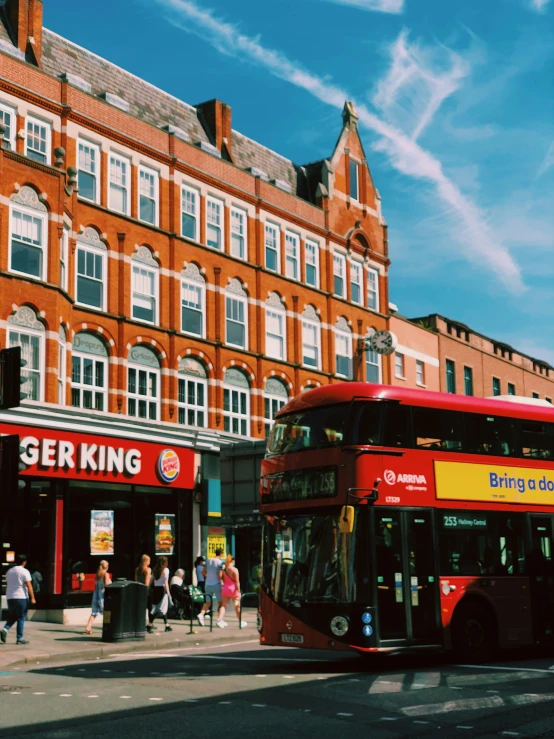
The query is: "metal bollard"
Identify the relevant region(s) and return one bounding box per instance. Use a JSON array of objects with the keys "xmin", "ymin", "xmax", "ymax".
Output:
[{"xmin": 239, "ymin": 591, "xmax": 259, "ymax": 629}]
